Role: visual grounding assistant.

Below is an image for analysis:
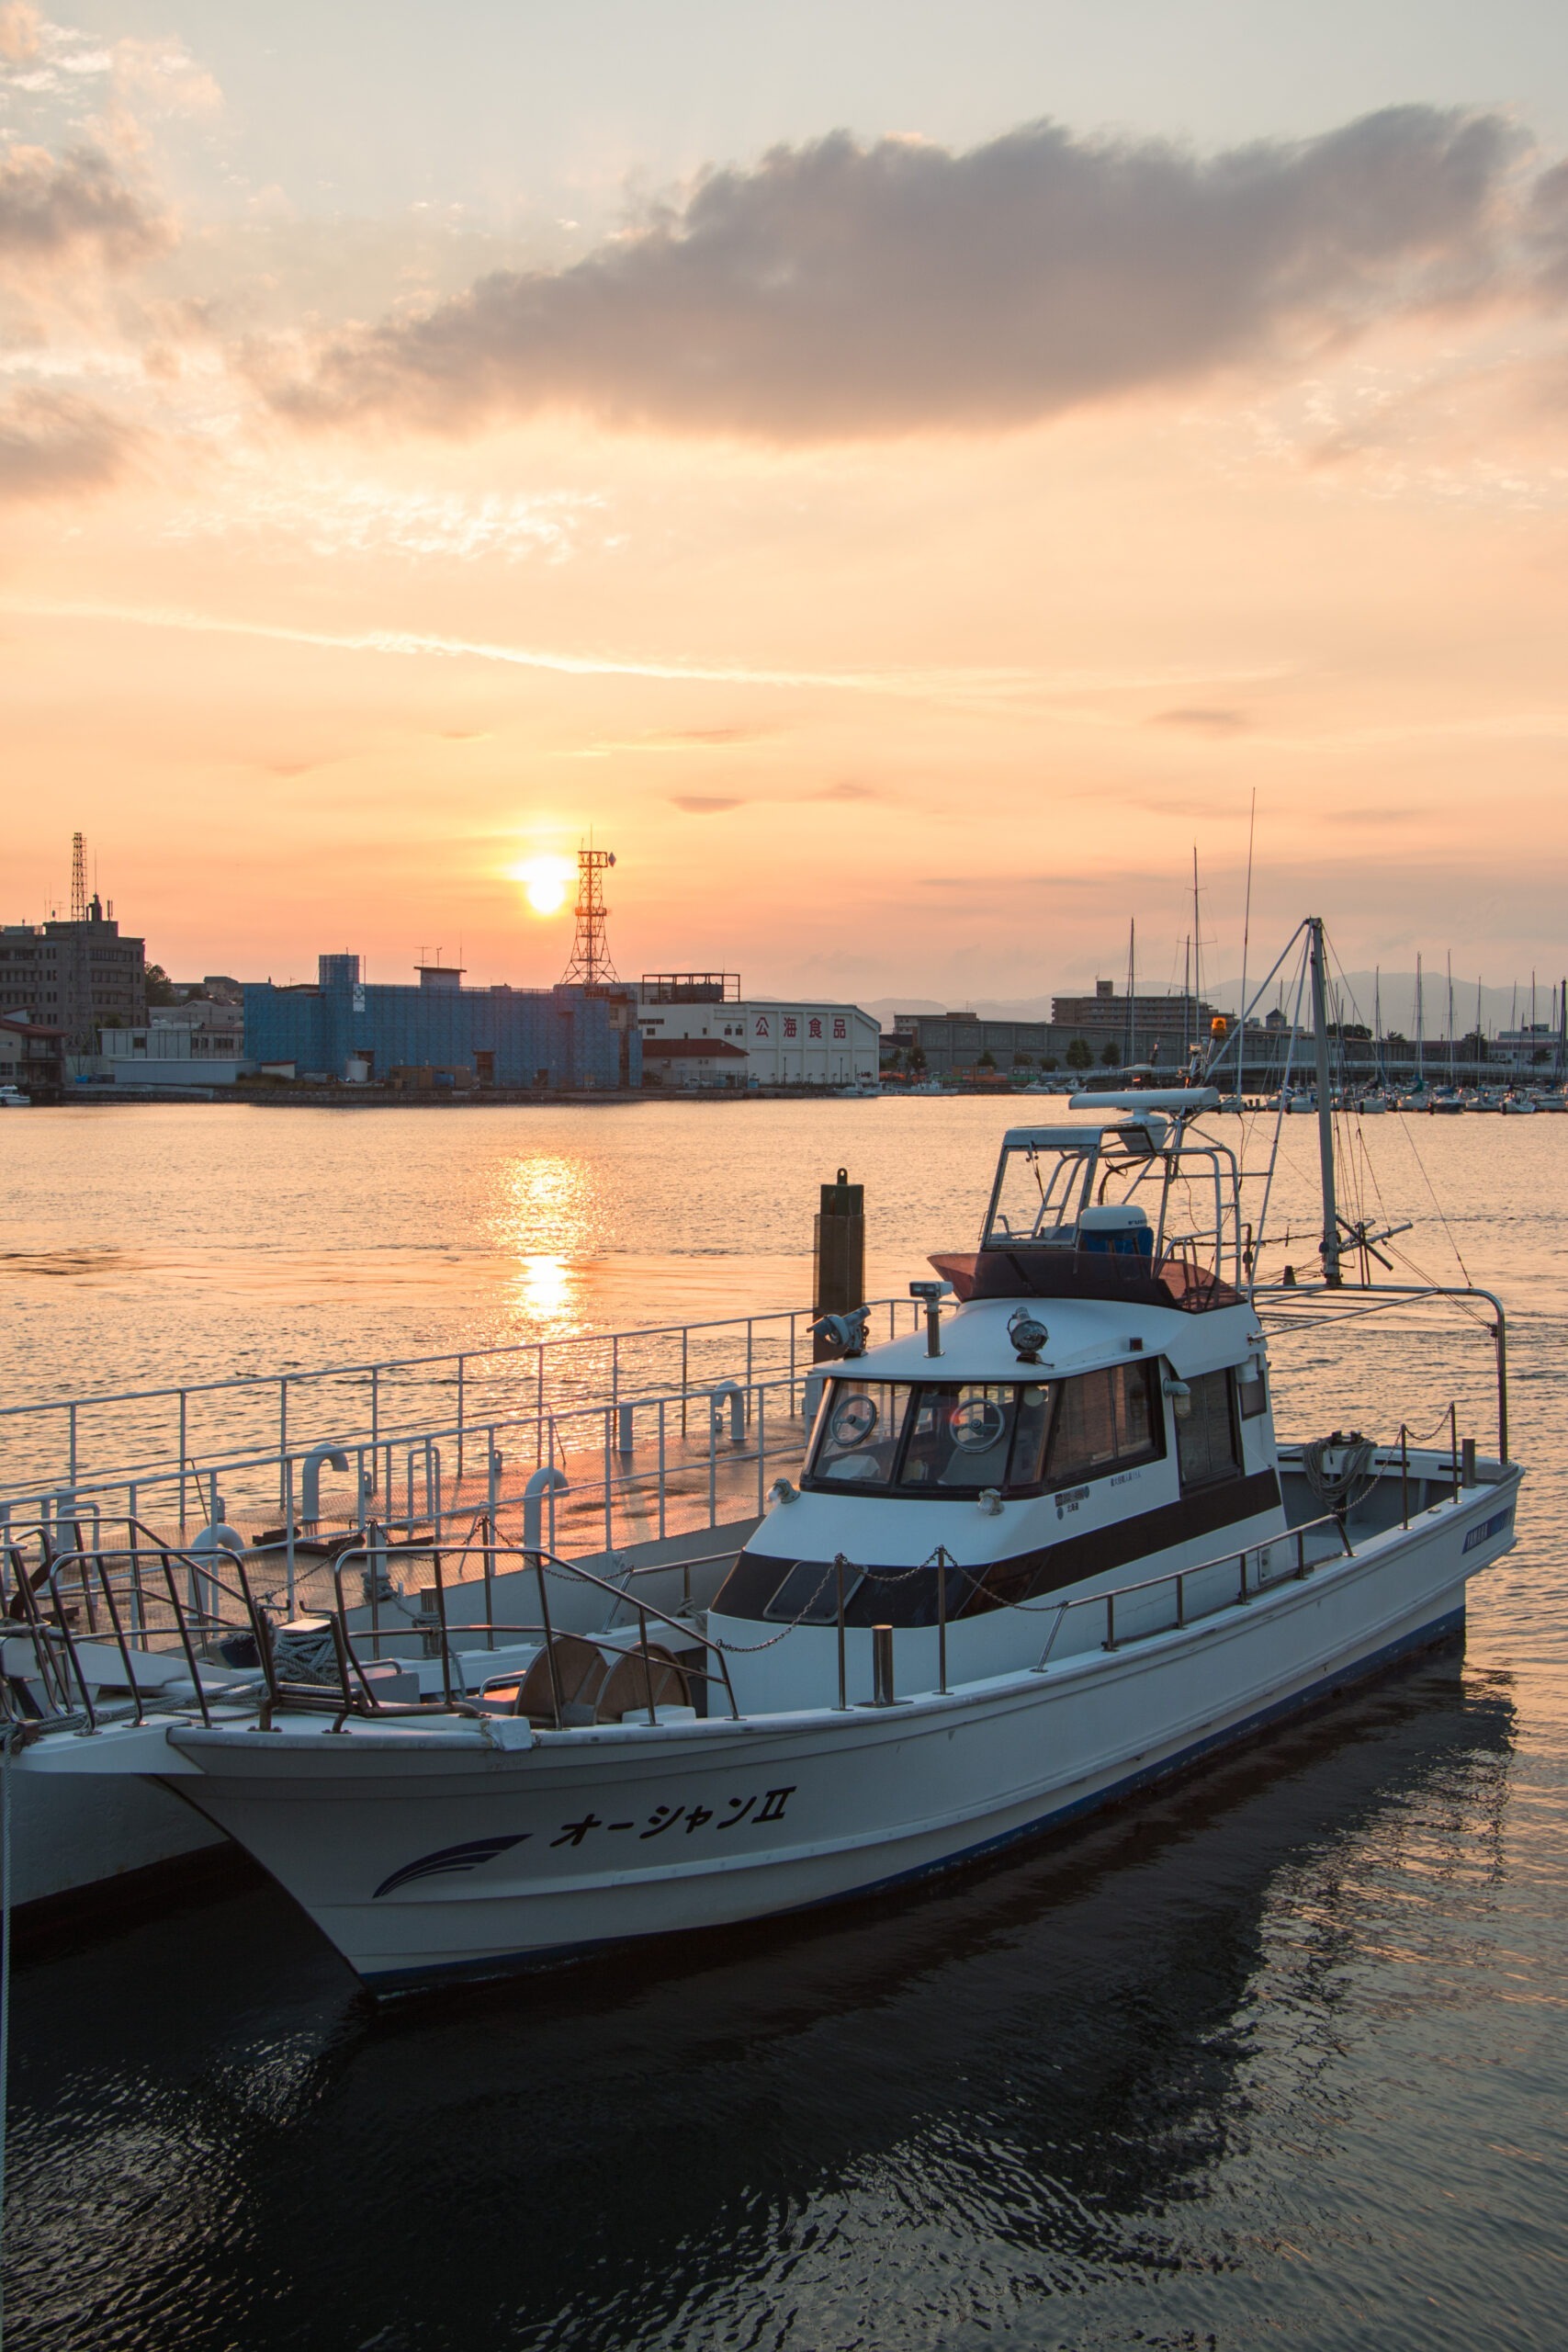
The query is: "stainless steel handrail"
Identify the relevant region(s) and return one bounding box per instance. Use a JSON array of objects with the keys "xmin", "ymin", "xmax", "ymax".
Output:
[{"xmin": 1032, "ymin": 1507, "xmax": 1360, "ymax": 1670}]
